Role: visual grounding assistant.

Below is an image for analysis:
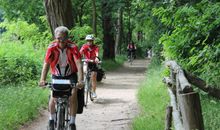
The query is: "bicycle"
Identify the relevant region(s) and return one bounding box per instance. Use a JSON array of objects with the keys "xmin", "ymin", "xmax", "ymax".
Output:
[
  {"xmin": 128, "ymin": 49, "xmax": 135, "ymax": 65},
  {"xmin": 82, "ymin": 59, "xmax": 101, "ymax": 107},
  {"xmin": 46, "ymin": 79, "xmax": 76, "ymax": 130}
]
